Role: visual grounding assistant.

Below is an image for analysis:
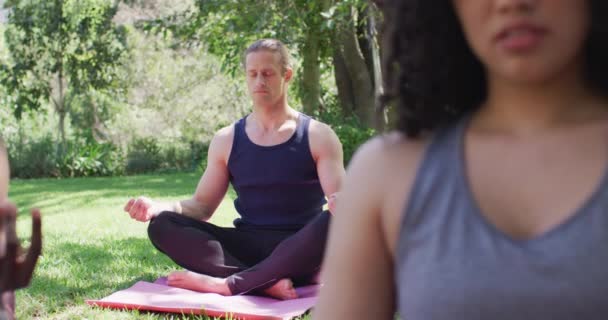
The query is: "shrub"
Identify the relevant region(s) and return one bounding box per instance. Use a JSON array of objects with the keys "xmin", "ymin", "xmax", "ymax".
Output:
[
  {"xmin": 126, "ymin": 138, "xmax": 205, "ymax": 174},
  {"xmin": 191, "ymin": 140, "xmax": 209, "ymax": 172},
  {"xmin": 315, "ymin": 109, "xmax": 376, "ymax": 165},
  {"xmin": 7, "ymin": 135, "xmax": 125, "ymax": 179},
  {"xmin": 8, "ymin": 134, "xmax": 57, "ymax": 179},
  {"xmin": 333, "ymin": 122, "xmax": 375, "ymax": 165},
  {"xmin": 126, "ymin": 137, "xmax": 161, "ymax": 174},
  {"xmin": 57, "ymin": 141, "xmax": 125, "ymax": 177}
]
